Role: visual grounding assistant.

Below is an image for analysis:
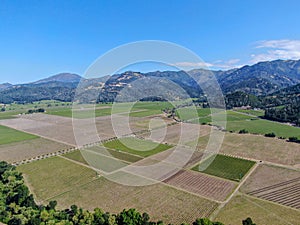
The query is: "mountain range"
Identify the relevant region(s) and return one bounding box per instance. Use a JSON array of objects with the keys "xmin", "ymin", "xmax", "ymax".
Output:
[{"xmin": 1, "ymin": 59, "xmax": 300, "ymax": 104}]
